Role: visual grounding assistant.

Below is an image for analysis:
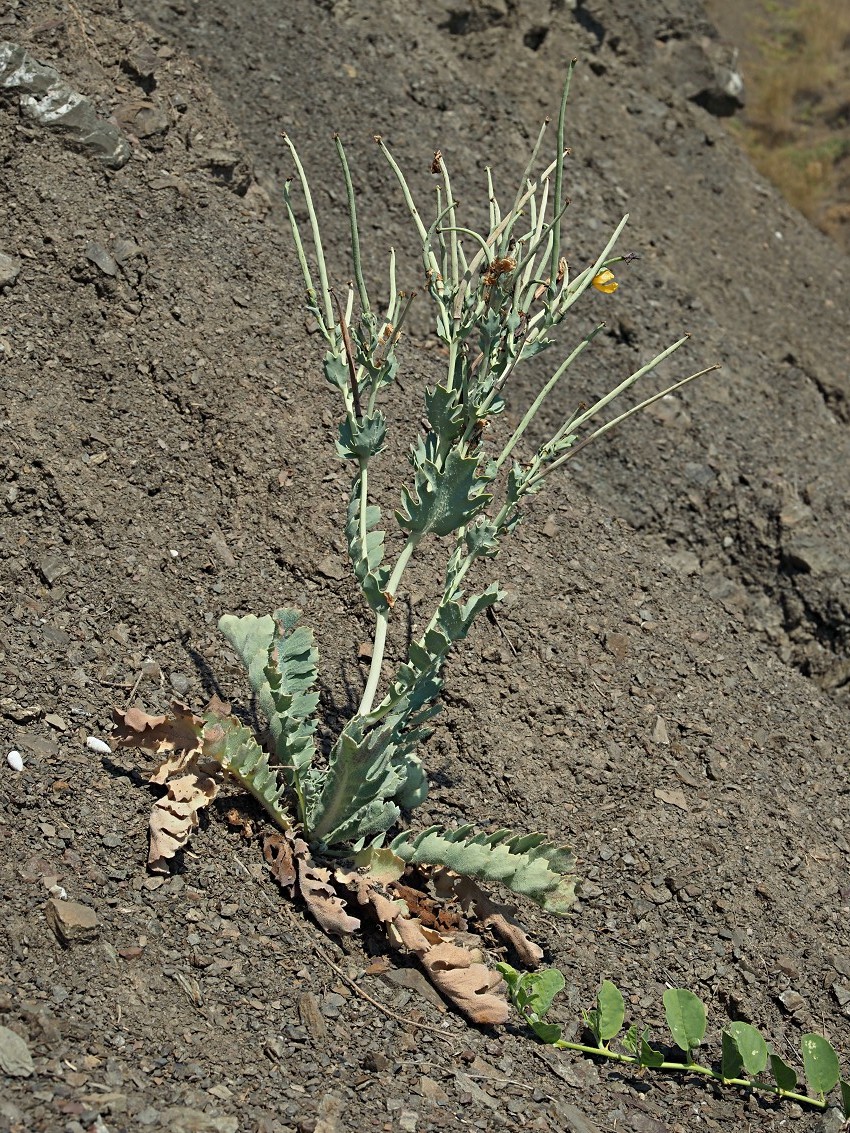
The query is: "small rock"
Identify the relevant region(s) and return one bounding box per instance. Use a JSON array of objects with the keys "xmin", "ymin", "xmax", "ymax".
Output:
[
  {"xmin": 317, "ymin": 556, "xmax": 345, "ymax": 580},
  {"xmin": 364, "ymin": 1050, "xmax": 390, "ymax": 1072},
  {"xmin": 46, "ymin": 898, "xmax": 99, "ymax": 945},
  {"xmin": 0, "ymin": 1024, "xmax": 34, "ymax": 1077},
  {"xmin": 6, "ymin": 749, "xmax": 23, "ymax": 772},
  {"xmin": 297, "ymin": 990, "xmax": 327, "ymax": 1040},
  {"xmin": 652, "ymin": 716, "xmax": 669, "ymax": 745},
  {"xmin": 775, "ymin": 954, "xmax": 800, "ymax": 978},
  {"xmin": 39, "ymin": 552, "xmax": 71, "ymax": 584},
  {"xmin": 86, "ymin": 736, "xmax": 112, "ymax": 755},
  {"xmin": 0, "ymin": 251, "xmax": 22, "ymax": 287},
  {"xmin": 170, "ymin": 672, "xmax": 191, "ymax": 695},
  {"xmin": 777, "ymin": 989, "xmax": 806, "ymax": 1015}
]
